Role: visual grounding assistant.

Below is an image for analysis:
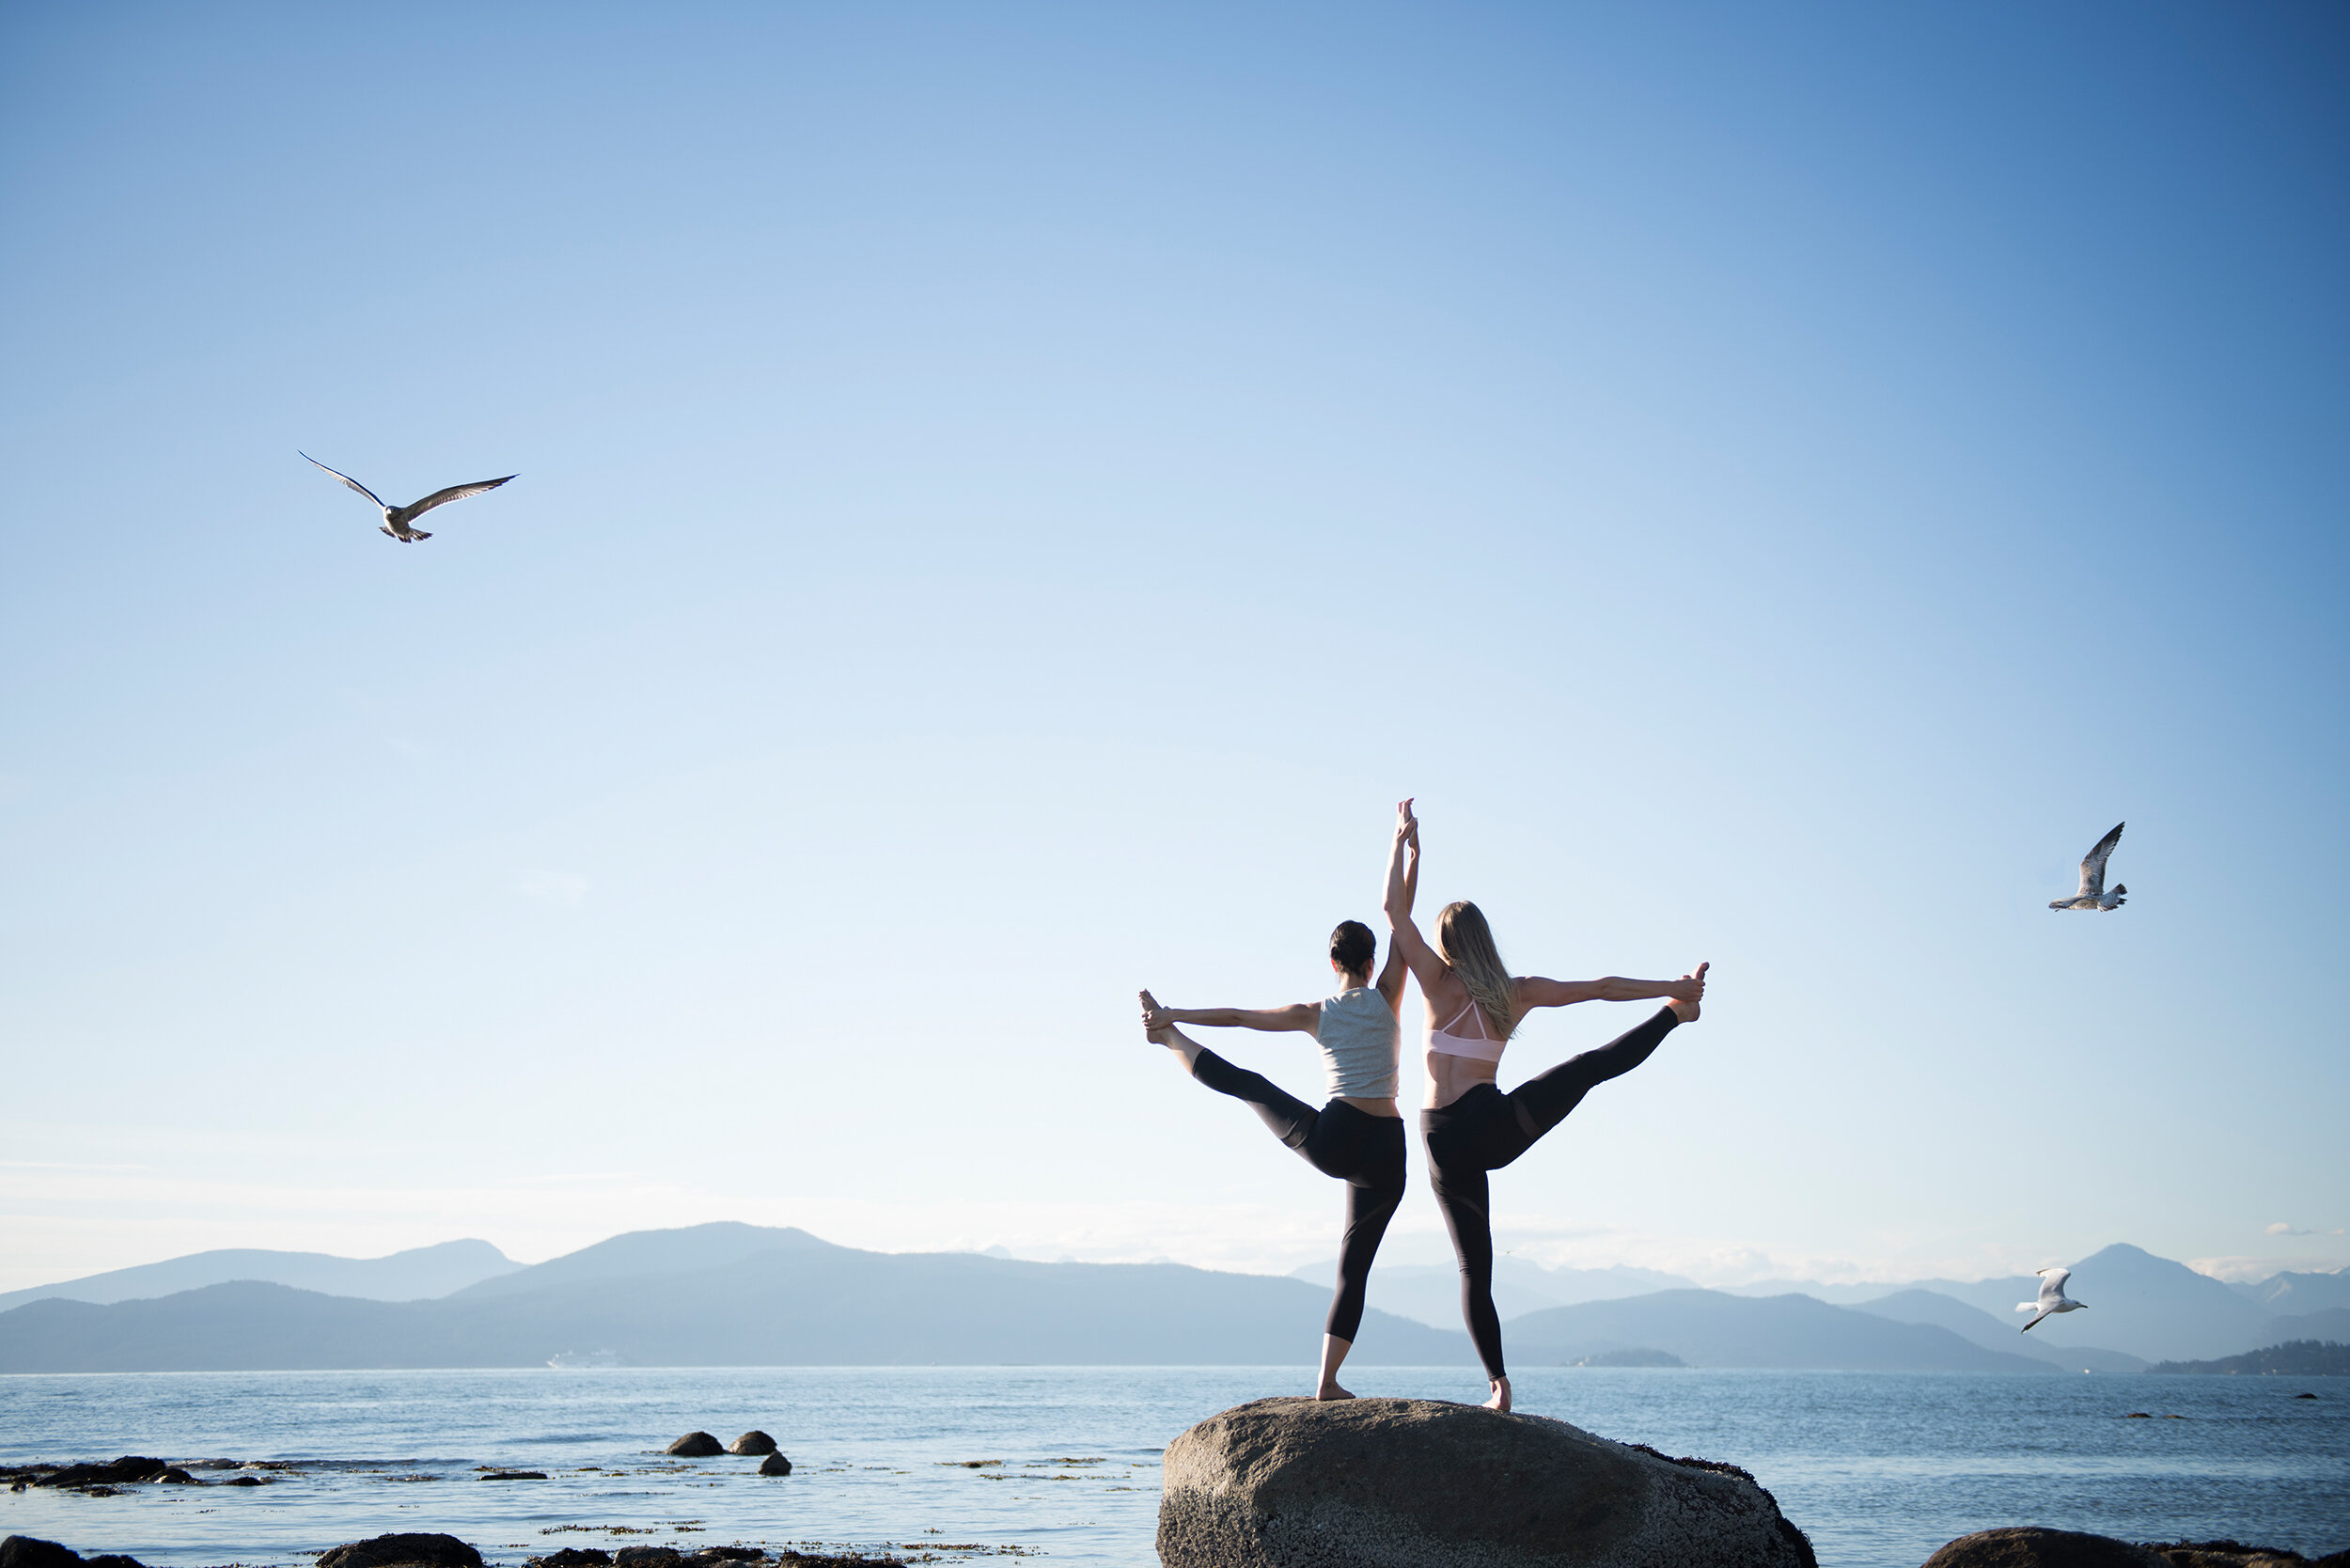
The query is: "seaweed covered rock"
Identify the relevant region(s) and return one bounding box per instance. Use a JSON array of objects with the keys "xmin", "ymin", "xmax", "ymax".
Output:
[{"xmin": 1157, "ymin": 1396, "xmax": 1814, "ymax": 1568}]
